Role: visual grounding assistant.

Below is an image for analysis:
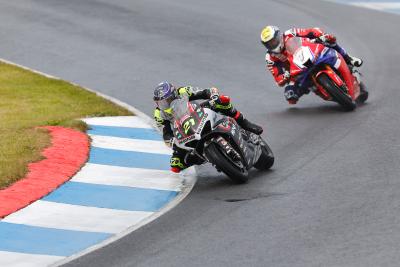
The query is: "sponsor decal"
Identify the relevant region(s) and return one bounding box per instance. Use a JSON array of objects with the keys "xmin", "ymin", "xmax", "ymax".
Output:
[
  {"xmin": 218, "ymin": 119, "xmax": 231, "ymax": 131},
  {"xmin": 179, "ymin": 114, "xmax": 190, "ymax": 125},
  {"xmin": 231, "ymin": 124, "xmax": 237, "ymax": 136},
  {"xmin": 196, "ymin": 113, "xmax": 208, "ymax": 134},
  {"xmin": 178, "ymin": 134, "xmax": 195, "ymax": 144}
]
